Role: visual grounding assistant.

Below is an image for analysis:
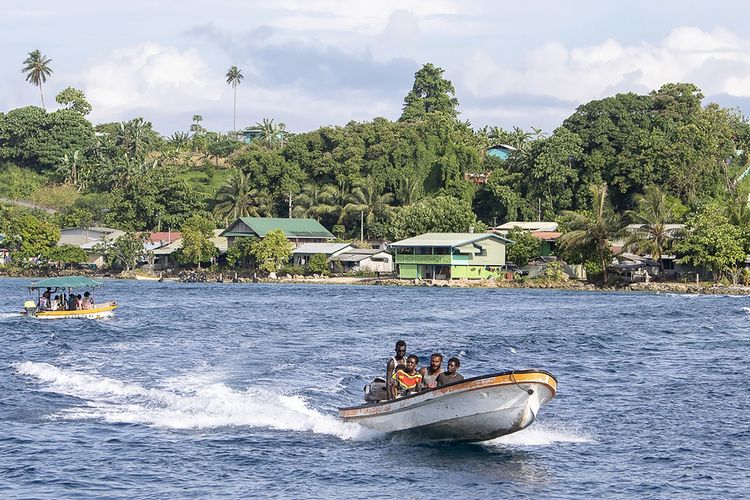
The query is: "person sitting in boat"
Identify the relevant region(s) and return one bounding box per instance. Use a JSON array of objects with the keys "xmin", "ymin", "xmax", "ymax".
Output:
[
  {"xmin": 81, "ymin": 291, "xmax": 94, "ymax": 309},
  {"xmin": 437, "ymin": 357, "xmax": 464, "ymax": 387},
  {"xmin": 386, "ymin": 340, "xmax": 408, "ymax": 399},
  {"xmin": 419, "ymin": 353, "xmax": 443, "ymax": 390},
  {"xmin": 49, "ymin": 295, "xmax": 59, "ymax": 311},
  {"xmin": 38, "ymin": 291, "xmax": 51, "ymax": 311},
  {"xmin": 391, "ymin": 354, "xmax": 423, "ymax": 399}
]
